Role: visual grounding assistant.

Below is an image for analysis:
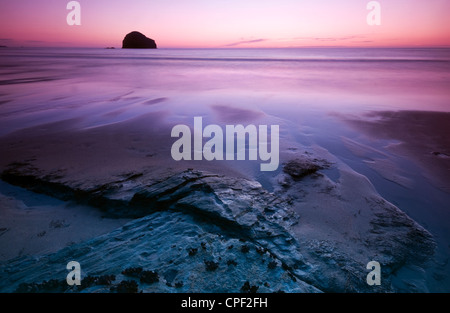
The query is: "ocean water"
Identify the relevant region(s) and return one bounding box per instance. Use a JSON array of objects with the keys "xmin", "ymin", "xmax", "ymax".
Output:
[{"xmin": 1, "ymin": 47, "xmax": 450, "ymax": 135}]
